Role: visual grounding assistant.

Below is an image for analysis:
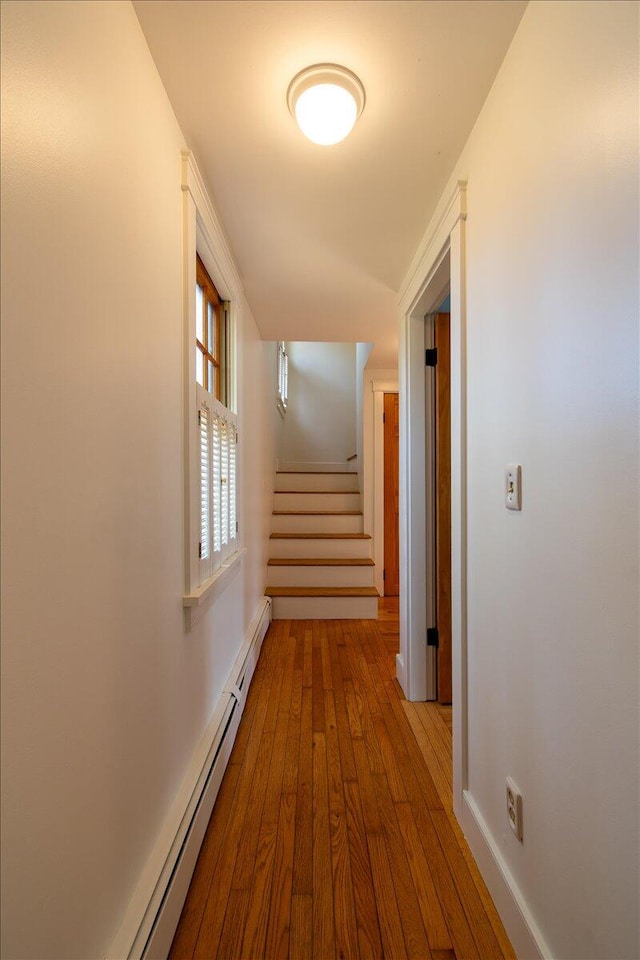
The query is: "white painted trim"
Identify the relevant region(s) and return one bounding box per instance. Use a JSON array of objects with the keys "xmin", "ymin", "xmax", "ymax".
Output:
[
  {"xmin": 396, "ymin": 183, "xmax": 467, "ymax": 802},
  {"xmin": 461, "ymin": 791, "xmax": 550, "ymax": 960},
  {"xmin": 423, "ymin": 311, "xmax": 438, "ymax": 703},
  {"xmin": 107, "ymin": 598, "xmax": 272, "ymax": 960},
  {"xmin": 370, "ymin": 378, "xmax": 398, "ymax": 393},
  {"xmin": 395, "ymin": 652, "xmax": 407, "ymax": 693},
  {"xmin": 398, "ymin": 309, "xmax": 428, "ymax": 700},
  {"xmin": 181, "ymin": 150, "xmax": 243, "ymax": 303},
  {"xmin": 183, "ymin": 547, "xmax": 247, "ymax": 630},
  {"xmin": 370, "ymin": 379, "xmax": 398, "ymax": 597},
  {"xmin": 449, "ymin": 219, "xmax": 469, "ymax": 812},
  {"xmin": 373, "ymin": 391, "xmax": 385, "ymax": 596},
  {"xmin": 182, "ymin": 186, "xmax": 199, "ymax": 597},
  {"xmin": 181, "ymin": 150, "xmax": 244, "ymax": 600},
  {"xmin": 399, "ymin": 180, "xmax": 467, "ymax": 316},
  {"xmin": 362, "ymin": 368, "xmax": 398, "ymax": 593}
]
